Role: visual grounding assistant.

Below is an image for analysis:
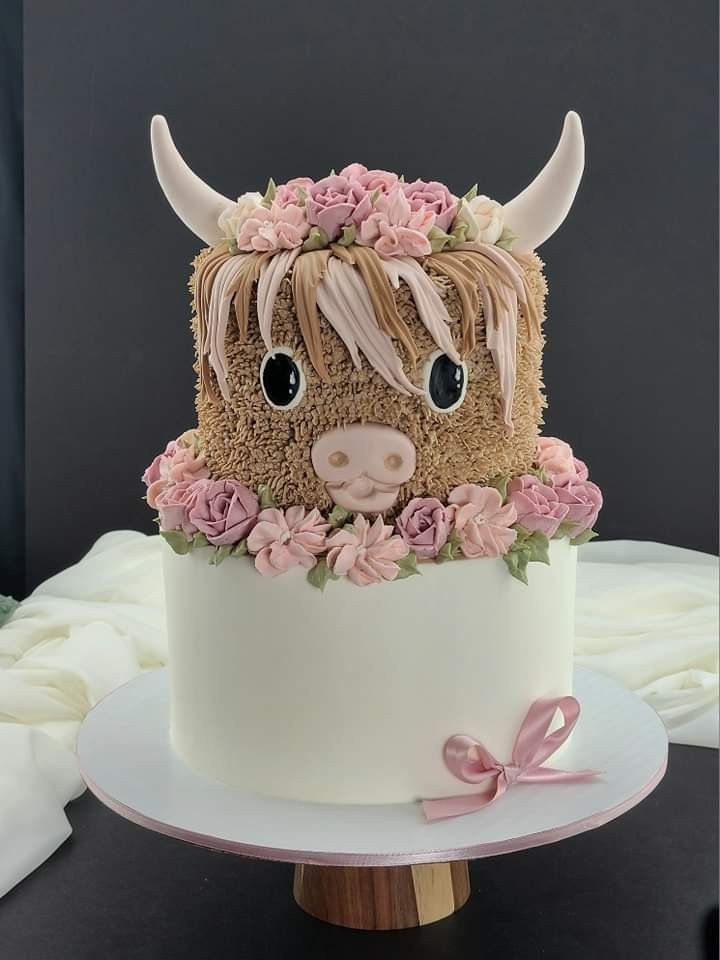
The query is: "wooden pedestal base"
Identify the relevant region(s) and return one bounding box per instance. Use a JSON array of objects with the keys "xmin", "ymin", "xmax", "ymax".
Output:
[{"xmin": 293, "ymin": 861, "xmax": 471, "ymax": 930}]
